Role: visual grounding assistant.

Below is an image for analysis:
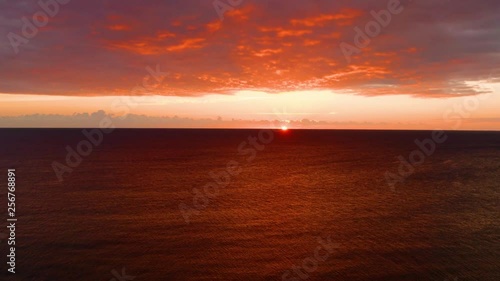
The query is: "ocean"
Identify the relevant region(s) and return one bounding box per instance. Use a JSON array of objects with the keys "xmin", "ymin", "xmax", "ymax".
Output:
[{"xmin": 0, "ymin": 129, "xmax": 498, "ymax": 280}]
